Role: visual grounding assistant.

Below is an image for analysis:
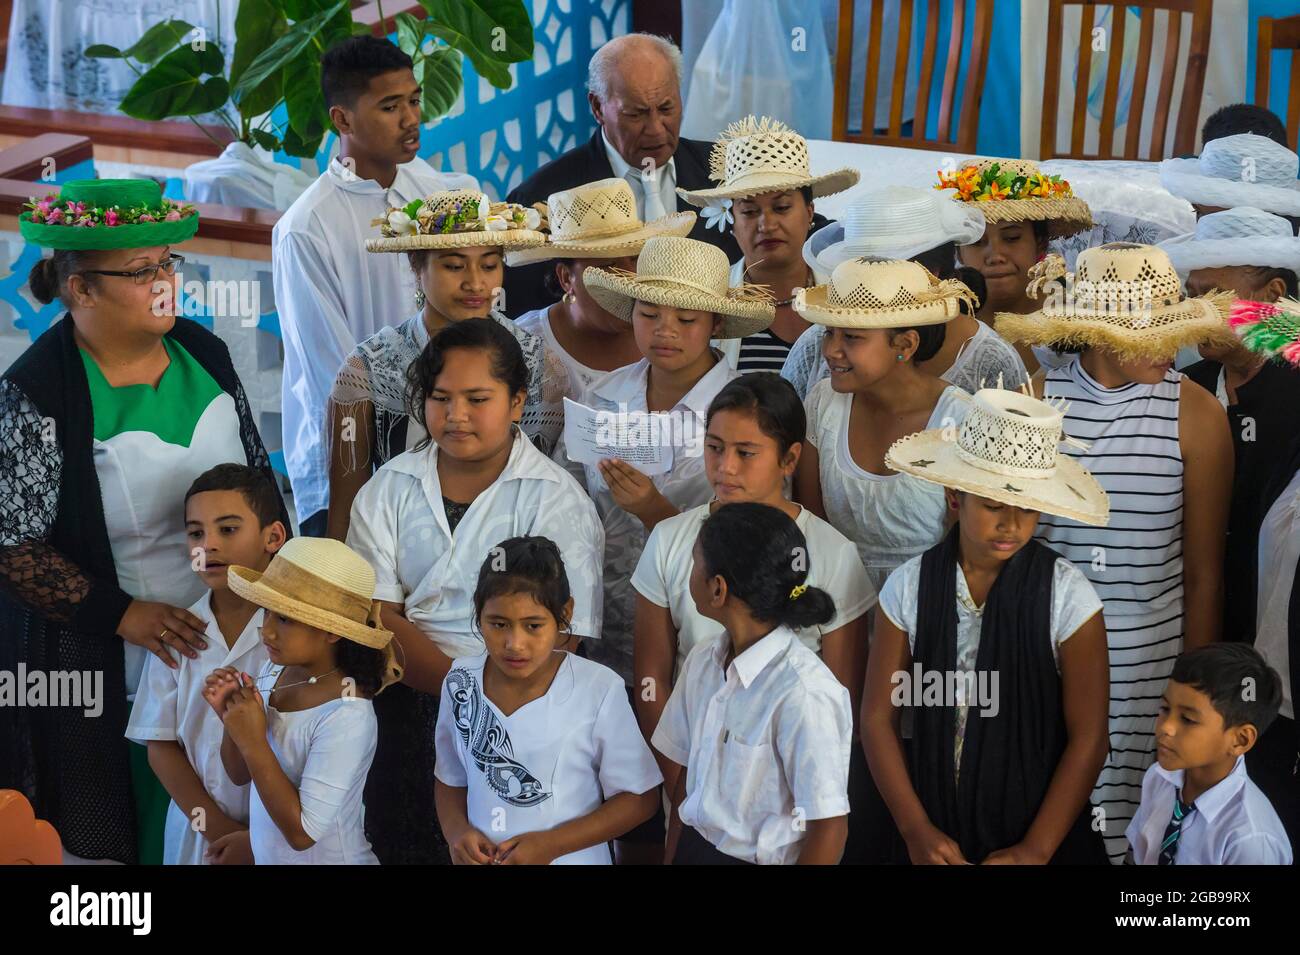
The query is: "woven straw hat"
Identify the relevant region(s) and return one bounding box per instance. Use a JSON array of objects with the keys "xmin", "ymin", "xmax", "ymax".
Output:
[
  {"xmin": 940, "ymin": 158, "xmax": 1094, "ymax": 238},
  {"xmin": 366, "ymin": 189, "xmax": 546, "ymax": 252},
  {"xmin": 228, "ymin": 538, "xmax": 401, "ymax": 692},
  {"xmin": 676, "ymin": 115, "xmax": 860, "ymax": 206},
  {"xmin": 803, "ymin": 186, "xmax": 986, "ymax": 271},
  {"xmin": 1158, "ymin": 206, "xmax": 1300, "ymax": 278},
  {"xmin": 995, "ymin": 243, "xmax": 1236, "ymax": 359},
  {"xmin": 1159, "ymin": 133, "xmax": 1300, "ymax": 217},
  {"xmin": 793, "ymin": 257, "xmax": 977, "ymax": 329},
  {"xmin": 582, "ymin": 235, "xmax": 776, "ymax": 338},
  {"xmin": 506, "ymin": 178, "xmax": 696, "ymax": 266},
  {"xmin": 885, "ymin": 386, "xmax": 1109, "ymax": 525}
]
